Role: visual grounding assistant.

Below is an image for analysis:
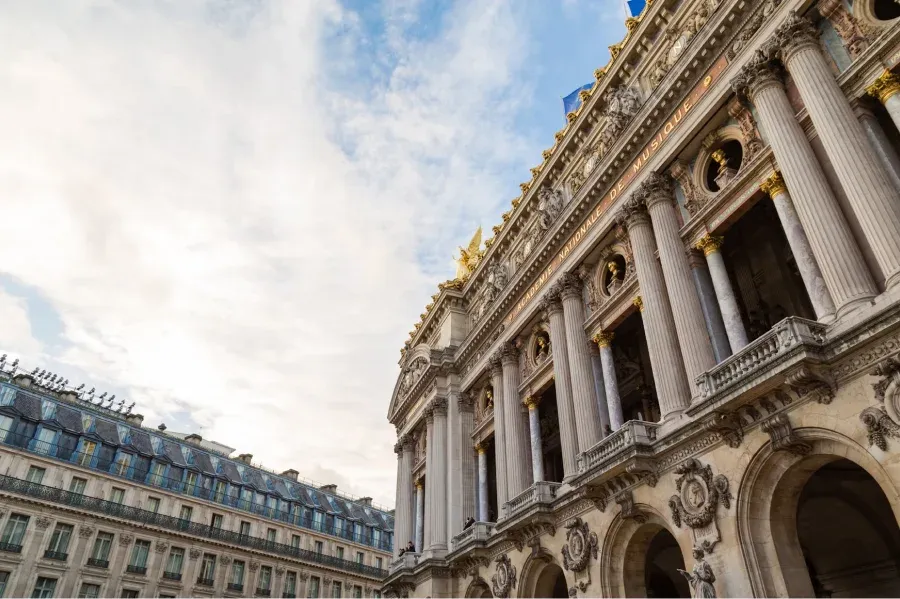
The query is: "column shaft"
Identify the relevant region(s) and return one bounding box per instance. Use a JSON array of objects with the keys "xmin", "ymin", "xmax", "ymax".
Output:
[
  {"xmin": 856, "ymin": 104, "xmax": 900, "ymax": 191},
  {"xmin": 619, "ymin": 200, "xmax": 691, "ymax": 419},
  {"xmin": 543, "ymin": 295, "xmax": 579, "ymax": 477},
  {"xmin": 589, "ymin": 346, "xmax": 612, "ymax": 436},
  {"xmin": 455, "ymin": 394, "xmax": 476, "ymax": 529},
  {"xmin": 423, "ymin": 416, "xmax": 433, "ymax": 550},
  {"xmin": 696, "ymin": 236, "xmax": 749, "ymax": 351},
  {"xmin": 393, "ymin": 440, "xmax": 414, "ymax": 558},
  {"xmin": 525, "ymin": 398, "xmax": 544, "ymax": 483},
  {"xmin": 645, "ymin": 183, "xmax": 716, "ymax": 395},
  {"xmin": 476, "ymin": 445, "xmax": 489, "ymax": 521},
  {"xmin": 414, "ymin": 482, "xmax": 424, "ymax": 553},
  {"xmin": 489, "ymin": 359, "xmax": 508, "ymax": 511},
  {"xmin": 594, "ymin": 333, "xmax": 625, "ymax": 430},
  {"xmin": 428, "ymin": 400, "xmax": 448, "ymax": 550},
  {"xmin": 761, "ymin": 172, "xmax": 836, "ymax": 320},
  {"xmin": 868, "ymin": 70, "xmax": 900, "ymax": 176},
  {"xmin": 560, "ymin": 274, "xmax": 603, "ymax": 449},
  {"xmin": 780, "ymin": 20, "xmax": 900, "ymax": 287},
  {"xmin": 688, "ymin": 249, "xmax": 732, "ymax": 362},
  {"xmin": 501, "ymin": 346, "xmax": 530, "ymax": 497},
  {"xmin": 737, "ymin": 57, "xmax": 876, "ymax": 314}
]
